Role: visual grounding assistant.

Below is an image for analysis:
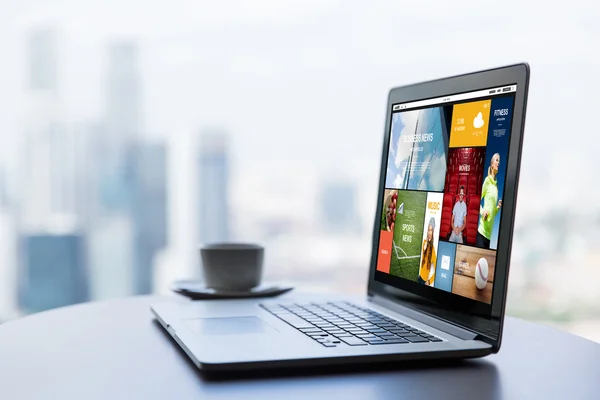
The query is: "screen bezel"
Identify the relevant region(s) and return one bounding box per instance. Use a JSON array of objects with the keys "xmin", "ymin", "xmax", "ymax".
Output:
[{"xmin": 367, "ymin": 63, "xmax": 530, "ymax": 352}]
